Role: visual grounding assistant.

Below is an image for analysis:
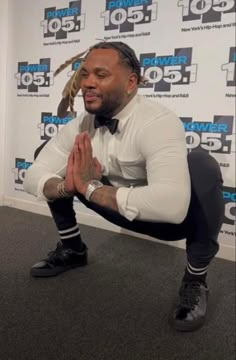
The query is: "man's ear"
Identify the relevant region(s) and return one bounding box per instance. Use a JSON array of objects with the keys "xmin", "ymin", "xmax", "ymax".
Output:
[{"xmin": 127, "ymin": 73, "xmax": 138, "ymax": 94}]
